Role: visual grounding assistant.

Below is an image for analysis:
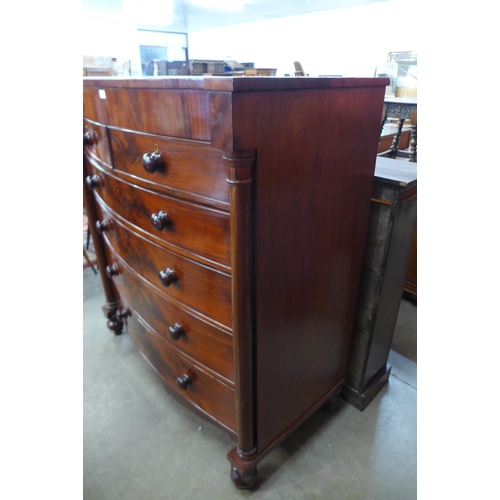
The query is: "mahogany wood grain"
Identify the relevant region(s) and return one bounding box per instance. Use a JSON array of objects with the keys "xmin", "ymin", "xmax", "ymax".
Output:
[
  {"xmin": 225, "ymin": 86, "xmax": 386, "ymax": 452},
  {"xmin": 83, "ymin": 147, "xmax": 123, "ymax": 334},
  {"xmin": 105, "ymin": 88, "xmax": 211, "ymax": 141},
  {"xmin": 108, "ymin": 127, "xmax": 229, "ymax": 206},
  {"xmin": 102, "ymin": 239, "xmax": 235, "ymax": 384},
  {"xmin": 91, "ymin": 162, "xmax": 231, "ymax": 268},
  {"xmin": 95, "ymin": 199, "xmax": 232, "ymax": 328},
  {"xmin": 83, "ymin": 76, "xmax": 389, "ymax": 488},
  {"xmin": 124, "ymin": 307, "xmax": 237, "ymax": 432},
  {"xmin": 224, "ymin": 151, "xmax": 257, "ymax": 461},
  {"xmin": 84, "ymin": 76, "xmax": 388, "ymax": 92},
  {"xmin": 84, "ymin": 118, "xmax": 112, "ymax": 166},
  {"xmin": 83, "ymin": 87, "xmax": 109, "ymax": 124}
]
